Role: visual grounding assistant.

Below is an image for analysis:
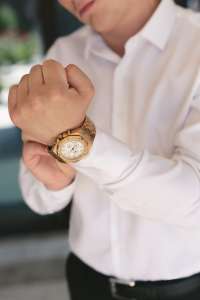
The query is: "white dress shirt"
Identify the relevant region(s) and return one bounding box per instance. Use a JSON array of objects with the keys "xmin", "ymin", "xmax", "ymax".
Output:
[{"xmin": 20, "ymin": 0, "xmax": 200, "ymax": 281}]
